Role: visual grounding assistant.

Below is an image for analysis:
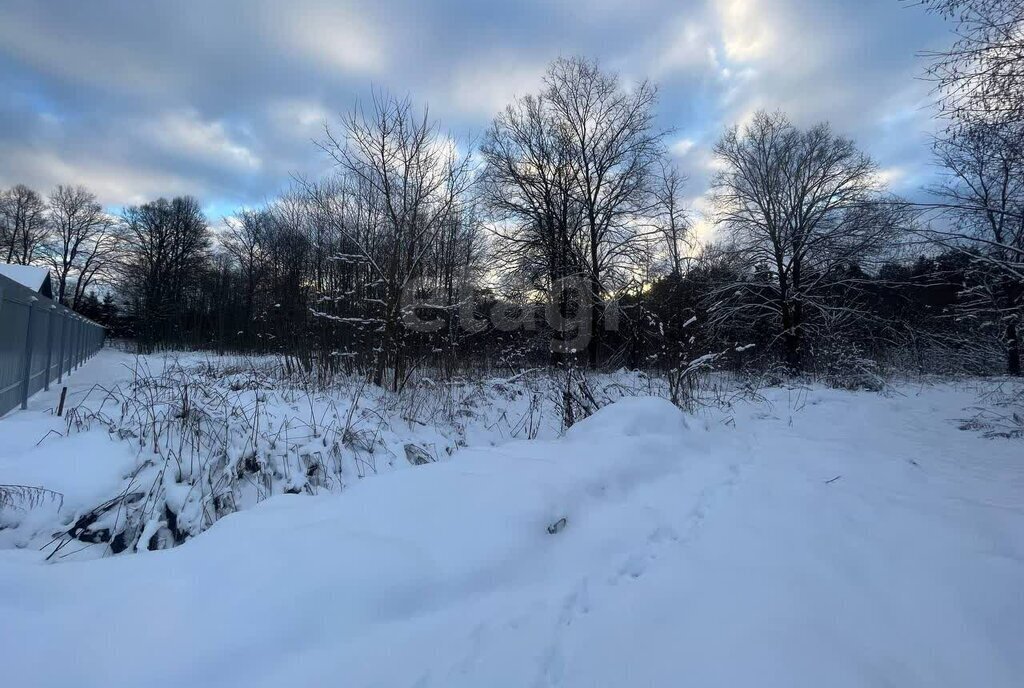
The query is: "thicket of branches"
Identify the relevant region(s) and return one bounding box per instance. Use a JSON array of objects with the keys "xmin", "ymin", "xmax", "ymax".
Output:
[
  {"xmin": 3, "ymin": 8, "xmax": 1021, "ymax": 386},
  {"xmin": 916, "ymin": 0, "xmax": 1024, "ymax": 375}
]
